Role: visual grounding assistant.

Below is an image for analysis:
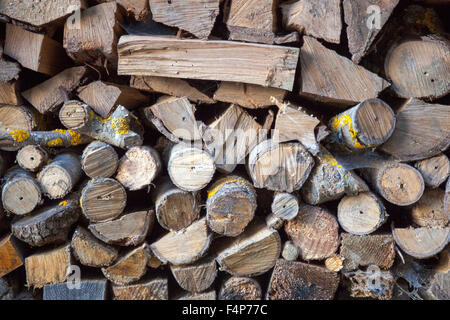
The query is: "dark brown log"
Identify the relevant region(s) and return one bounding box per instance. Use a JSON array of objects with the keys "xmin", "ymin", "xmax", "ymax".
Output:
[
  {"xmin": 415, "ymin": 154, "xmax": 450, "ymax": 188},
  {"xmin": 112, "ymin": 278, "xmax": 168, "ymax": 300},
  {"xmin": 410, "ymin": 188, "xmax": 448, "ymax": 228},
  {"xmin": 81, "ymin": 141, "xmax": 119, "ymax": 178},
  {"xmin": 170, "ymin": 256, "xmax": 217, "ymax": 293},
  {"xmin": 393, "ymin": 226, "xmax": 449, "ymax": 259},
  {"xmin": 343, "ymin": 269, "xmax": 395, "ymax": 300},
  {"xmin": 0, "ymin": 233, "xmax": 25, "ymax": 278},
  {"xmin": 17, "ymin": 145, "xmax": 49, "ymax": 173},
  {"xmin": 271, "ymin": 192, "xmax": 299, "ymax": 221},
  {"xmin": 219, "ymin": 277, "xmax": 262, "ymax": 300},
  {"xmin": 43, "ymin": 279, "xmax": 108, "ymax": 300}
]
